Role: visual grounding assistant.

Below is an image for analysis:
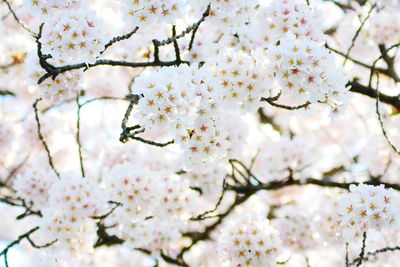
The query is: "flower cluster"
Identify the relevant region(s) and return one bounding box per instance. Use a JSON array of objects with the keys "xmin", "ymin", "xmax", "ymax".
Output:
[
  {"xmin": 23, "ymin": 0, "xmax": 87, "ymax": 17},
  {"xmin": 257, "ymin": 0, "xmax": 325, "ymax": 44},
  {"xmin": 212, "ymin": 50, "xmax": 269, "ymax": 112},
  {"xmin": 182, "ymin": 162, "xmax": 226, "ymax": 196},
  {"xmin": 13, "ymin": 166, "xmax": 57, "ymax": 209},
  {"xmin": 120, "ymin": 0, "xmax": 185, "ymax": 25},
  {"xmin": 46, "ymin": 176, "xmax": 104, "ymax": 218},
  {"xmin": 255, "ymin": 135, "xmax": 319, "ymax": 181},
  {"xmin": 134, "ymin": 64, "xmax": 201, "ymax": 133},
  {"xmin": 35, "ymin": 176, "xmax": 105, "ymax": 263},
  {"xmin": 266, "ymin": 39, "xmax": 349, "ymax": 105},
  {"xmin": 337, "ymin": 184, "xmax": 400, "ymax": 239},
  {"xmin": 103, "ymin": 163, "xmax": 160, "ymax": 222},
  {"xmin": 190, "ymin": 0, "xmax": 258, "ymax": 29},
  {"xmin": 39, "ymin": 9, "xmax": 106, "ymax": 64},
  {"xmin": 121, "ymin": 217, "xmax": 182, "ymax": 256},
  {"xmin": 177, "ymin": 91, "xmax": 229, "ymax": 167},
  {"xmin": 218, "ymin": 215, "xmax": 282, "ymax": 267},
  {"xmin": 133, "ymin": 64, "xmax": 229, "ymax": 166},
  {"xmin": 103, "ymin": 163, "xmax": 194, "ymax": 255},
  {"xmin": 273, "ymin": 206, "xmax": 317, "ymax": 251},
  {"xmin": 369, "ymin": 8, "xmax": 400, "ymax": 45},
  {"xmin": 39, "ymin": 212, "xmax": 98, "ymax": 263},
  {"xmin": 314, "ymin": 190, "xmax": 343, "ymax": 243}
]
